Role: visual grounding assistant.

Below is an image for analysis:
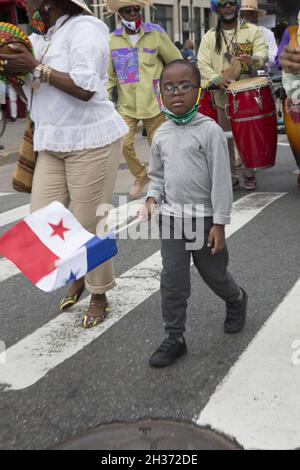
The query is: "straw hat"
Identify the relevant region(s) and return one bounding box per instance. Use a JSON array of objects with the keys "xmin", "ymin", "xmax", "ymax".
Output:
[
  {"xmin": 69, "ymin": 0, "xmax": 93, "ymax": 14},
  {"xmin": 102, "ymin": 0, "xmax": 152, "ymax": 14},
  {"xmin": 240, "ymin": 0, "xmax": 267, "ymax": 16}
]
